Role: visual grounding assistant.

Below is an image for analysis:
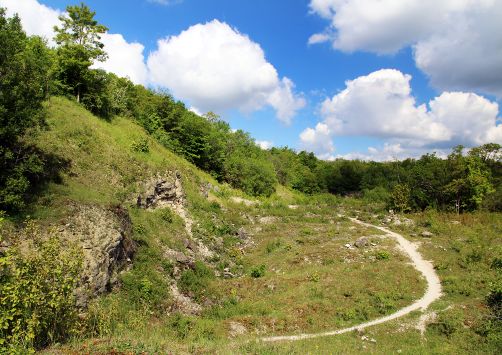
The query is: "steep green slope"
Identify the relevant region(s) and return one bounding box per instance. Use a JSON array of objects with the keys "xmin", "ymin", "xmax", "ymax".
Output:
[{"xmin": 29, "ymin": 97, "xmax": 213, "ymax": 214}]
